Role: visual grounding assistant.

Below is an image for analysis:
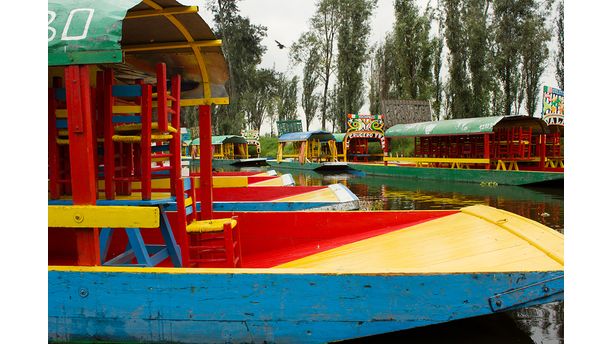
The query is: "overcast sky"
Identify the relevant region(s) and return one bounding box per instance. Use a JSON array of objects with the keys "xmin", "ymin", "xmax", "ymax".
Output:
[{"xmin": 198, "ymin": 0, "xmax": 559, "ymax": 135}]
